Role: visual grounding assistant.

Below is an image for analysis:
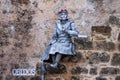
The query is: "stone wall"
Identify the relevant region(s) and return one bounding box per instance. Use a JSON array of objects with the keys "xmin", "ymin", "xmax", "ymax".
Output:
[{"xmin": 0, "ymin": 0, "xmax": 120, "ymax": 80}]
